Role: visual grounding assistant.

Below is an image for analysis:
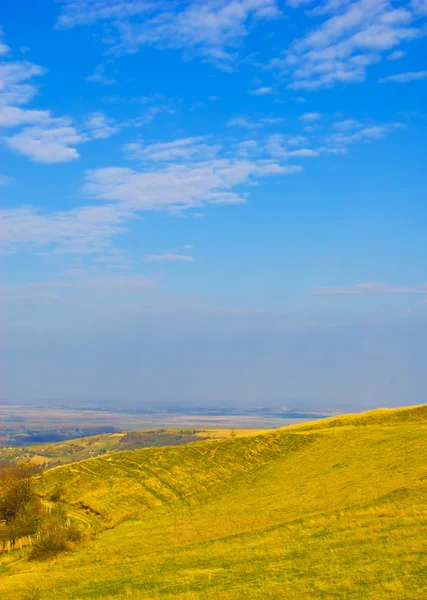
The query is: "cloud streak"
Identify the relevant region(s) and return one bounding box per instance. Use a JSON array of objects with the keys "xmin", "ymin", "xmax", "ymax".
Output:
[
  {"xmin": 0, "ymin": 147, "xmax": 301, "ymax": 253},
  {"xmin": 83, "ymin": 158, "xmax": 302, "ymax": 212},
  {"xmin": 56, "ymin": 0, "xmax": 282, "ymax": 69},
  {"xmin": 271, "ymin": 0, "xmax": 424, "ymax": 90},
  {"xmin": 314, "ymin": 282, "xmax": 427, "ymax": 295},
  {"xmin": 143, "ymin": 253, "xmax": 194, "ymax": 262},
  {"xmin": 379, "ymin": 70, "xmax": 427, "ymax": 83}
]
